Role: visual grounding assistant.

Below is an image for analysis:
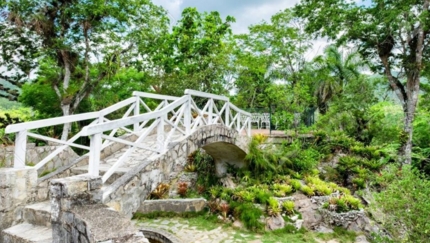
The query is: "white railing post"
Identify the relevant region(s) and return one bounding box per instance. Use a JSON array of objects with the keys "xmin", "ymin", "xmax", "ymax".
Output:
[
  {"xmin": 13, "ymin": 130, "xmax": 27, "ymax": 168},
  {"xmin": 184, "ymin": 95, "xmax": 191, "ymax": 135},
  {"xmin": 208, "ymin": 99, "xmax": 213, "ymax": 124},
  {"xmin": 225, "ymin": 101, "xmax": 230, "ymax": 127},
  {"xmin": 88, "ymin": 133, "xmax": 101, "ymax": 176},
  {"xmin": 247, "ymin": 116, "xmax": 251, "ymax": 137},
  {"xmin": 237, "ymin": 113, "xmax": 241, "ymax": 132},
  {"xmin": 157, "ymin": 117, "xmax": 165, "ymax": 153},
  {"xmin": 134, "ymin": 96, "xmax": 140, "ymax": 132}
]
